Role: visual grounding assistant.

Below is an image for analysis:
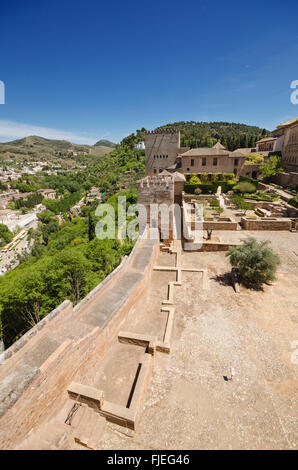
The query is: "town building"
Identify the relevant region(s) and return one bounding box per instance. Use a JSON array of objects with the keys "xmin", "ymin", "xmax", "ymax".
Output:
[
  {"xmin": 135, "ymin": 141, "xmax": 145, "ymax": 150},
  {"xmin": 37, "ymin": 189, "xmax": 57, "ymax": 199}
]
